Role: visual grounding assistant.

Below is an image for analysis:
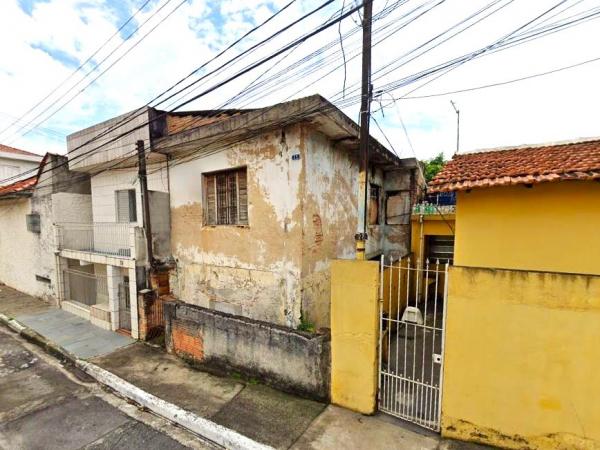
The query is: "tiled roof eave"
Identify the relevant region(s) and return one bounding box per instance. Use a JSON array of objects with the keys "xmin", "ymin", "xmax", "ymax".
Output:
[{"xmin": 429, "ymin": 170, "xmax": 600, "ymax": 193}]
